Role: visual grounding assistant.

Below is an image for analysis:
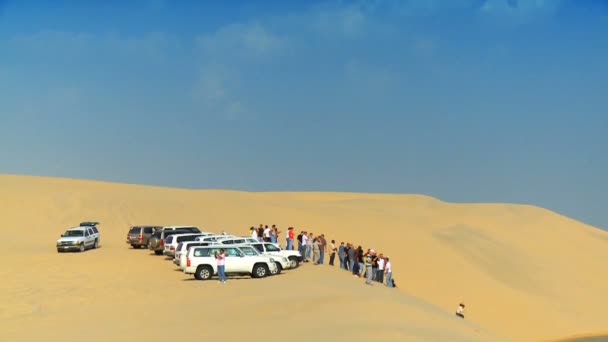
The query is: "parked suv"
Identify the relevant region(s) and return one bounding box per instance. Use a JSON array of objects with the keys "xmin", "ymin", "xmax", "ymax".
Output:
[
  {"xmin": 149, "ymin": 227, "xmax": 201, "ymax": 255},
  {"xmin": 56, "ymin": 225, "xmax": 100, "ymax": 253},
  {"xmin": 249, "ymin": 242, "xmax": 302, "ymax": 268},
  {"xmin": 232, "ymin": 243, "xmax": 289, "ymax": 274},
  {"xmin": 184, "ymin": 245, "xmax": 277, "ymax": 280},
  {"xmin": 163, "ymin": 233, "xmax": 208, "ymax": 257},
  {"xmin": 218, "ymin": 237, "xmax": 259, "ymax": 245},
  {"xmin": 126, "ymin": 226, "xmax": 162, "ymax": 249},
  {"xmin": 175, "ymin": 241, "xmax": 211, "ymax": 269}
]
